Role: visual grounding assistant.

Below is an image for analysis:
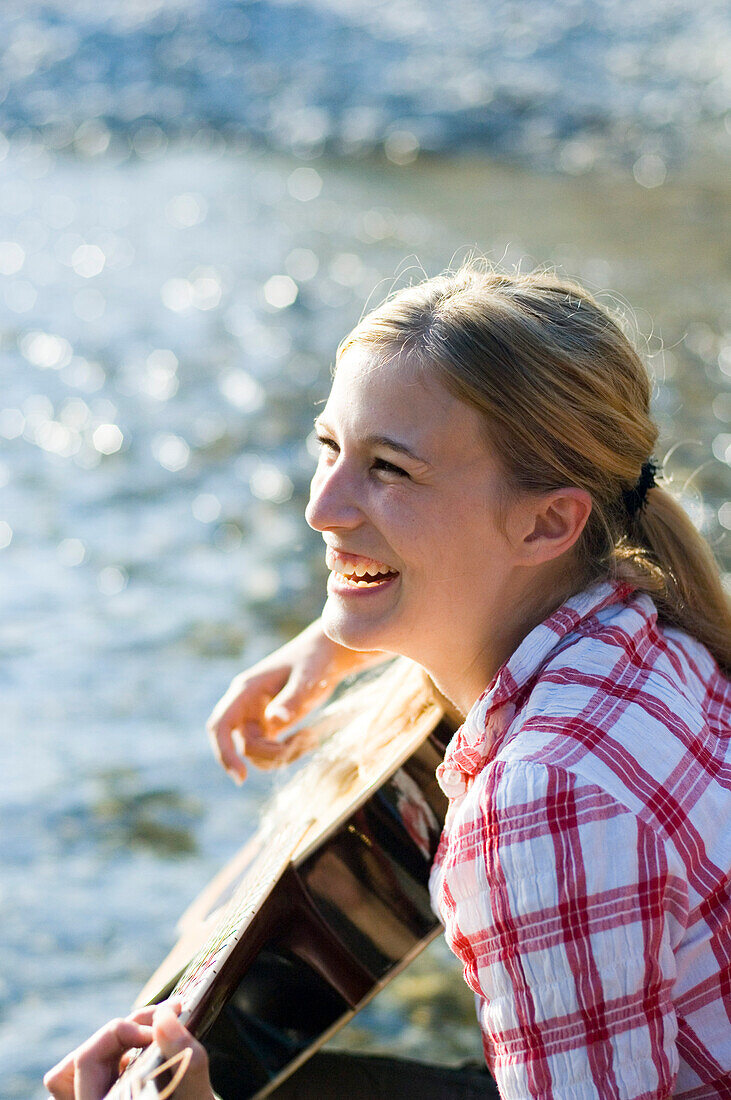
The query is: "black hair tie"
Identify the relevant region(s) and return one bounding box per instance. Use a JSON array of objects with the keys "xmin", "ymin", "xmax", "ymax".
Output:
[{"xmin": 622, "ymin": 460, "xmax": 657, "ymax": 519}]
